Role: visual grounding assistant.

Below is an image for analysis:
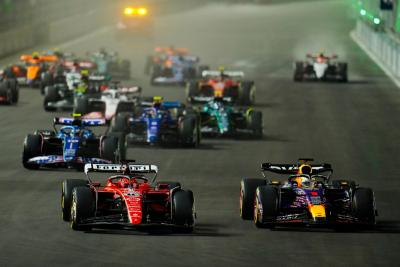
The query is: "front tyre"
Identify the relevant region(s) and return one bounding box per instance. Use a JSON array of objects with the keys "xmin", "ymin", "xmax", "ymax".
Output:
[
  {"xmin": 240, "ymin": 178, "xmax": 266, "ymax": 220},
  {"xmin": 254, "ymin": 185, "xmax": 278, "ymax": 228},
  {"xmin": 70, "ymin": 187, "xmax": 94, "ymax": 231},
  {"xmin": 61, "ymin": 179, "xmax": 88, "ymax": 222}
]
